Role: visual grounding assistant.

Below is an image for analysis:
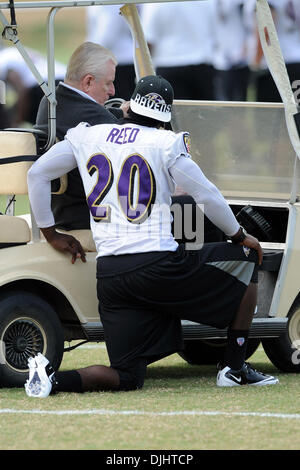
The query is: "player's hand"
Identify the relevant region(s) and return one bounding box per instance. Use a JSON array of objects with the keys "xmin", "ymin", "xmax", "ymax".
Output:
[
  {"xmin": 41, "ymin": 227, "xmax": 86, "ymax": 264},
  {"xmin": 120, "ymin": 101, "xmax": 130, "ymax": 117},
  {"xmin": 242, "ymin": 234, "xmax": 263, "ymax": 266},
  {"xmin": 51, "ymin": 233, "xmax": 86, "ymax": 264}
]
